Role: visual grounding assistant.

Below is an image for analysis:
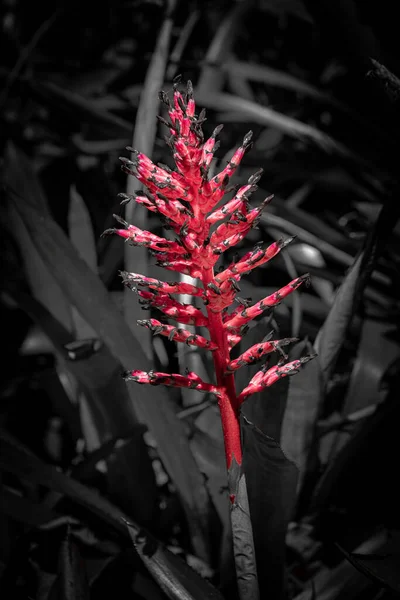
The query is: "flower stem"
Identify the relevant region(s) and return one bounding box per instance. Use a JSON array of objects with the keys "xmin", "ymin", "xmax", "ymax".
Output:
[
  {"xmin": 202, "ymin": 267, "xmax": 259, "ymax": 600},
  {"xmin": 202, "ymin": 267, "xmax": 241, "ymax": 467}
]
